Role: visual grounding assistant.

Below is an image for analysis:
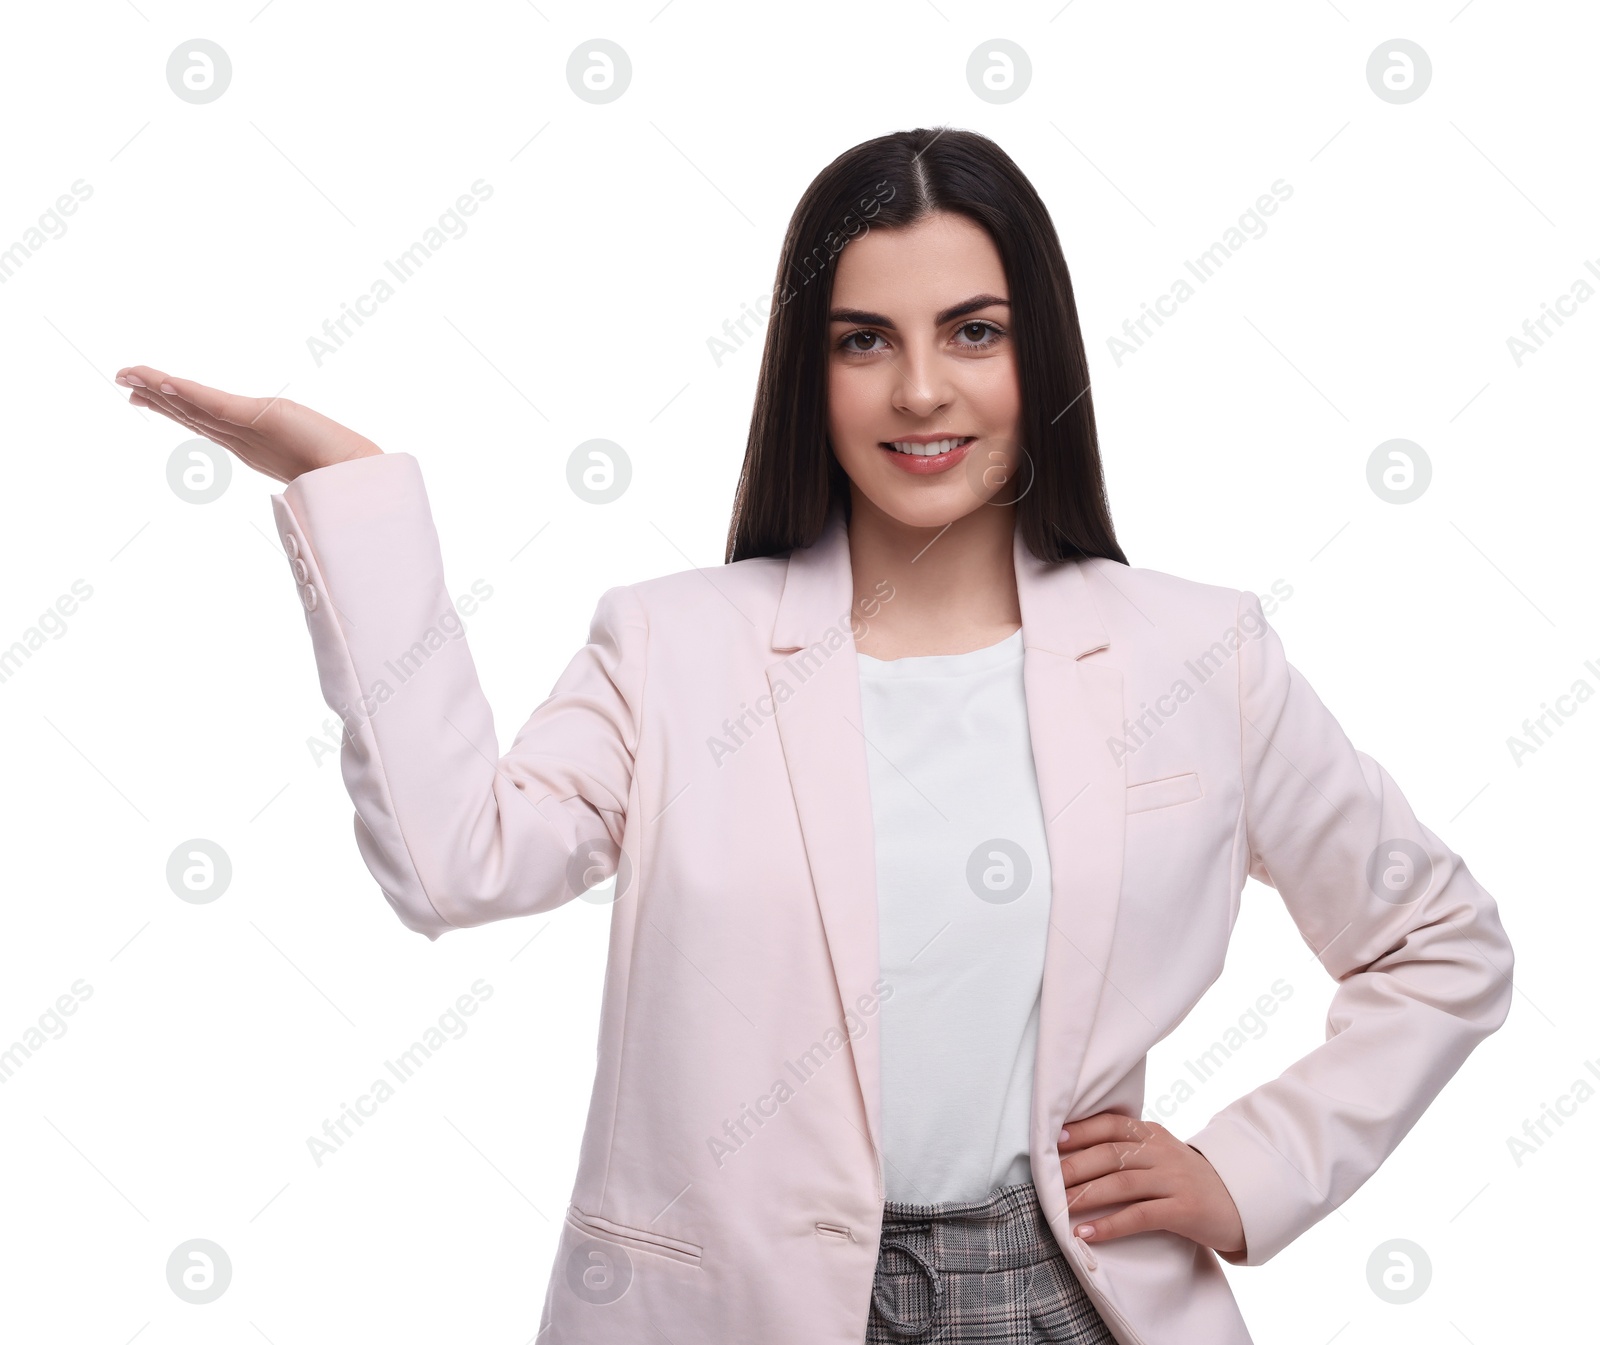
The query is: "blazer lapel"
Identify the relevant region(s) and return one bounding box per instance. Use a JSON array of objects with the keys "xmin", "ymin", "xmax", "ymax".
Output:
[
  {"xmin": 765, "ymin": 507, "xmax": 886, "ymax": 1173},
  {"xmin": 1012, "ymin": 530, "xmax": 1130, "ymax": 1238},
  {"xmin": 766, "ymin": 504, "xmax": 1127, "ymax": 1199}
]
